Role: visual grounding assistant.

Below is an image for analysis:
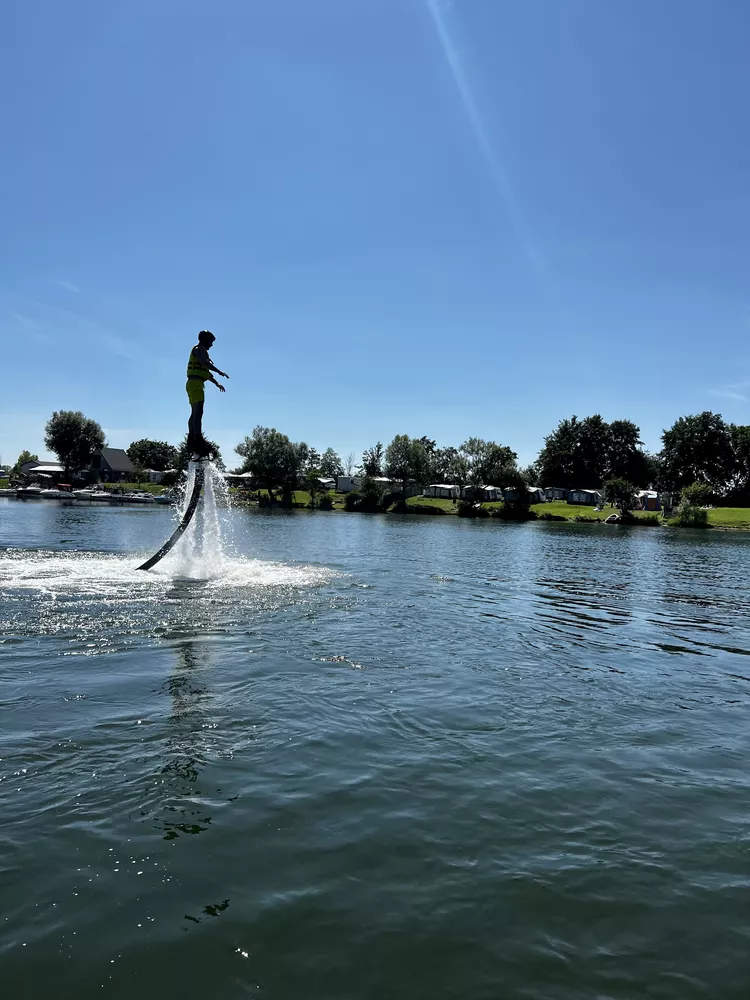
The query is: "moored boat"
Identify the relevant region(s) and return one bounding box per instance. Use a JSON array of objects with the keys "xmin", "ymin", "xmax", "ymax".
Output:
[{"xmin": 40, "ymin": 486, "xmax": 74, "ymax": 499}]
